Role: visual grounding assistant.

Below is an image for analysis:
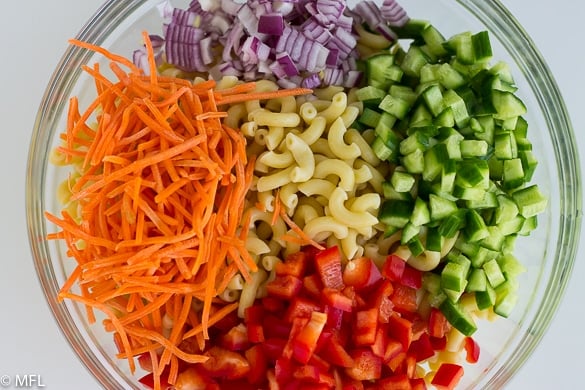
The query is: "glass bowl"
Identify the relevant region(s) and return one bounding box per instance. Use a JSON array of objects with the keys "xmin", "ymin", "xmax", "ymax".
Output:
[{"xmin": 26, "ymin": 0, "xmax": 582, "ymax": 389}]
